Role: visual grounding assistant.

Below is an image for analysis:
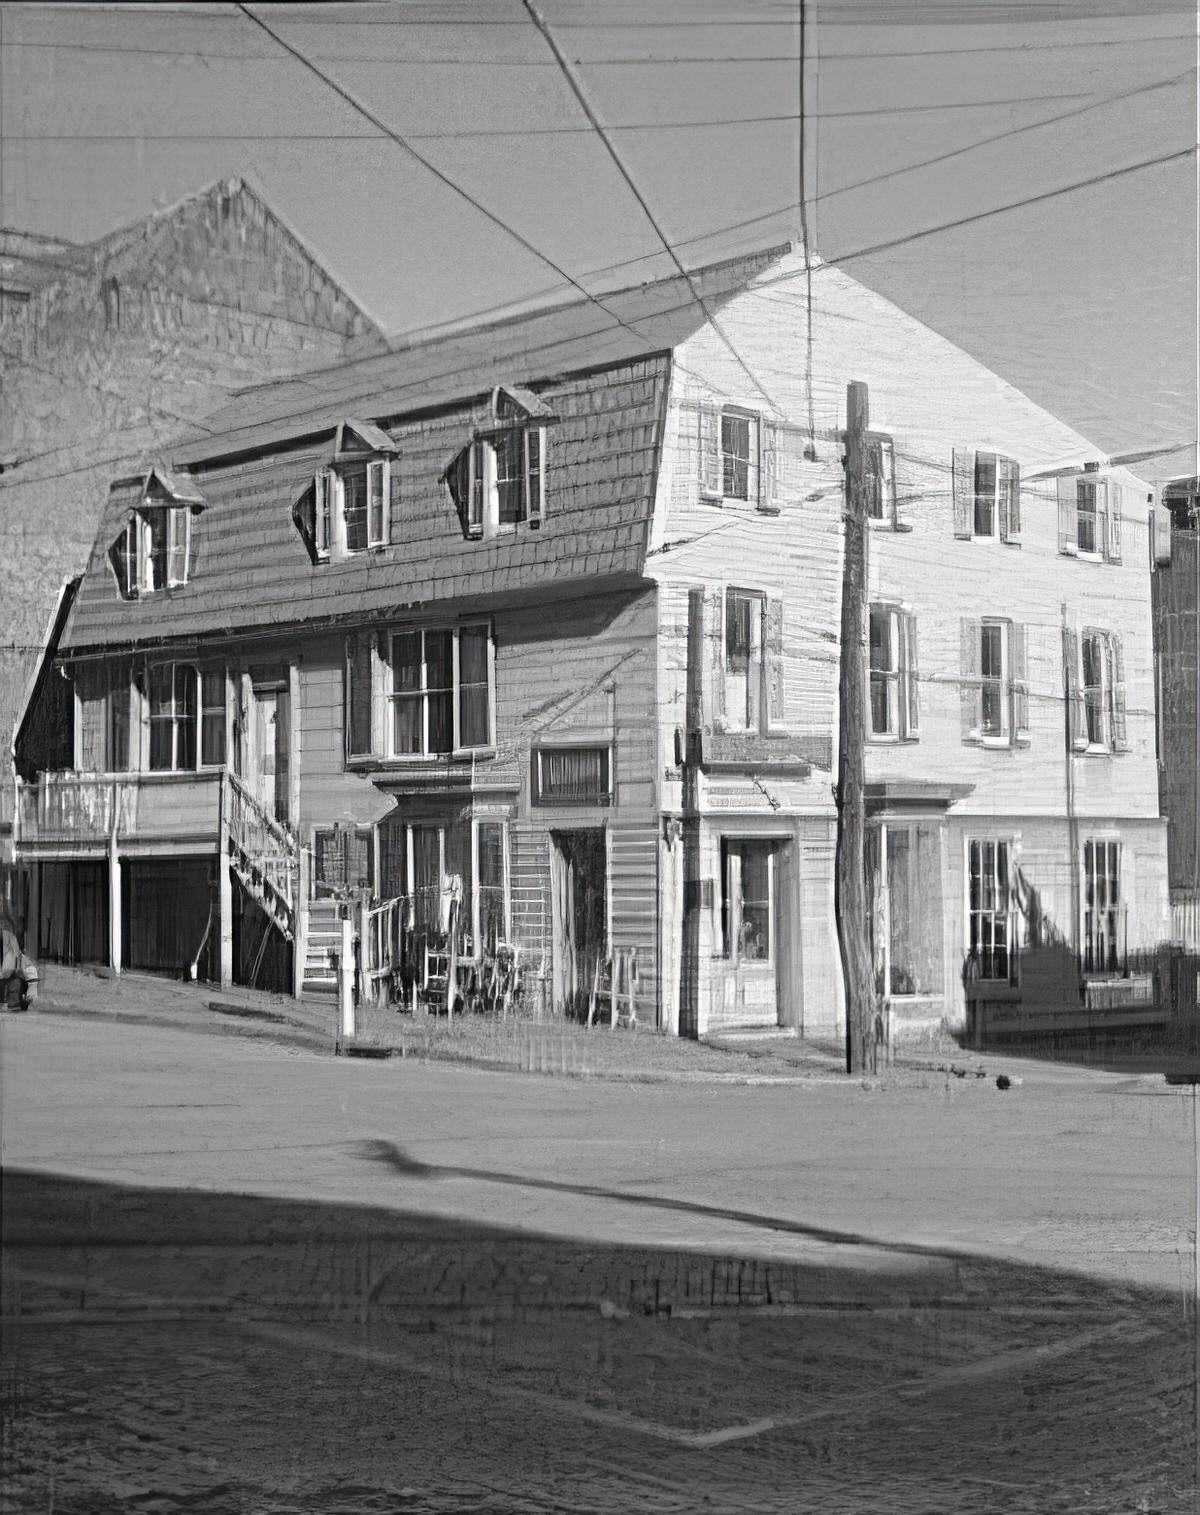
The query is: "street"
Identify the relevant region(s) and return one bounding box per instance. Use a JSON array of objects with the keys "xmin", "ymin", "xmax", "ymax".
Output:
[{"xmin": 2, "ymin": 1014, "xmax": 1196, "ymax": 1513}]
